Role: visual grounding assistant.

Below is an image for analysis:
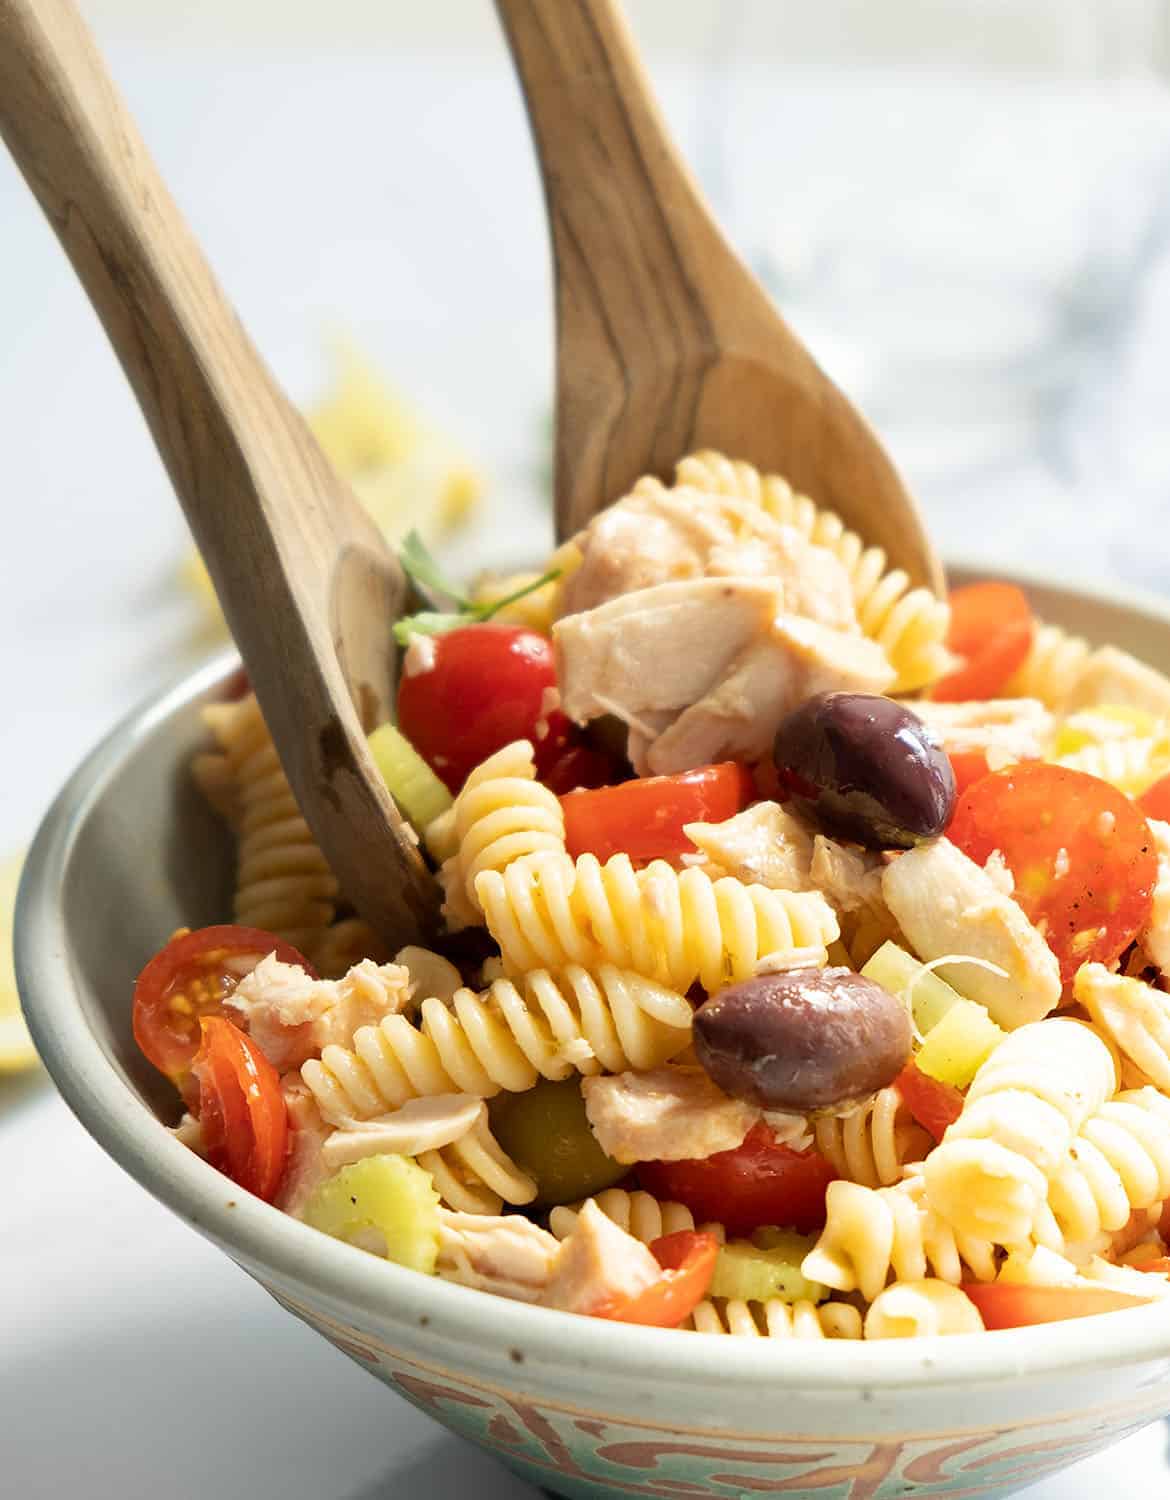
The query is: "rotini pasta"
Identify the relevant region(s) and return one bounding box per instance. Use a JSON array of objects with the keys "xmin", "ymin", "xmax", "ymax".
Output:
[
  {"xmin": 1077, "ymin": 964, "xmax": 1170, "ymax": 1094},
  {"xmin": 301, "ymin": 964, "xmax": 693, "ymax": 1120},
  {"xmin": 475, "ymin": 850, "xmax": 839, "ymax": 994},
  {"xmin": 1046, "ymin": 1088, "xmax": 1170, "ymax": 1249},
  {"xmin": 691, "ymin": 1298, "xmax": 863, "ymax": 1341},
  {"xmin": 863, "ymin": 1279, "xmax": 985, "ymax": 1339},
  {"xmin": 814, "ymin": 1084, "xmax": 932, "ymax": 1189},
  {"xmin": 803, "ymin": 1175, "xmax": 998, "ymax": 1304},
  {"xmin": 200, "ymin": 694, "xmax": 339, "ymax": 956},
  {"xmin": 1004, "ymin": 623, "xmax": 1092, "ymax": 711},
  {"xmin": 1053, "ymin": 735, "xmax": 1170, "ymax": 796},
  {"xmin": 430, "ymin": 740, "xmax": 565, "ymax": 924},
  {"xmin": 673, "ymin": 450, "xmax": 951, "ymax": 692},
  {"xmin": 548, "ymin": 1188, "xmax": 720, "ymax": 1245},
  {"xmin": 923, "ymin": 1019, "xmax": 1116, "ymax": 1243},
  {"xmin": 418, "ymin": 1109, "xmax": 538, "ymax": 1215}
]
